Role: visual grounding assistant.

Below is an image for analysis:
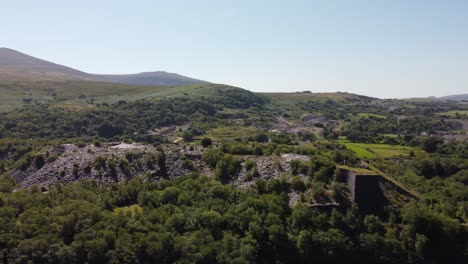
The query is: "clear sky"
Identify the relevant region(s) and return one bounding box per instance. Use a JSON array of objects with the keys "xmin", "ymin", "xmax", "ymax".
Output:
[{"xmin": 1, "ymin": 0, "xmax": 467, "ymax": 98}]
